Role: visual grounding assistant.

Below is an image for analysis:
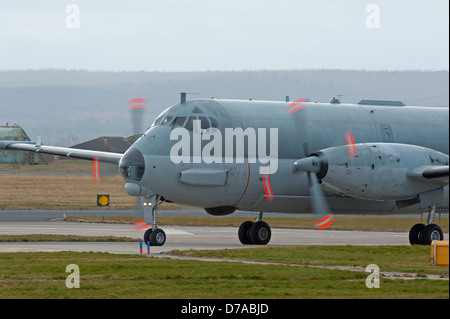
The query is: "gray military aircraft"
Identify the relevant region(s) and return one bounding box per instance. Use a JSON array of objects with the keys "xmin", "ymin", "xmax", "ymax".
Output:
[{"xmin": 1, "ymin": 94, "xmax": 449, "ymax": 247}]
